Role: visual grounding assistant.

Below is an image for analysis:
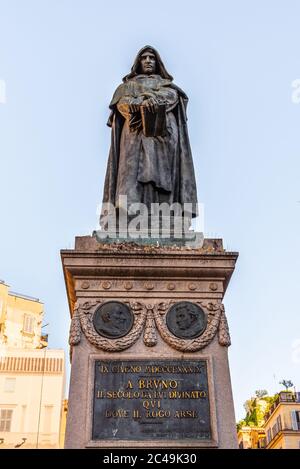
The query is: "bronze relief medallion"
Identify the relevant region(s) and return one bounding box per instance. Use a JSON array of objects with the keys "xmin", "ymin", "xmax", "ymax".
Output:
[
  {"xmin": 93, "ymin": 301, "xmax": 134, "ymax": 339},
  {"xmin": 166, "ymin": 301, "xmax": 207, "ymax": 339}
]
